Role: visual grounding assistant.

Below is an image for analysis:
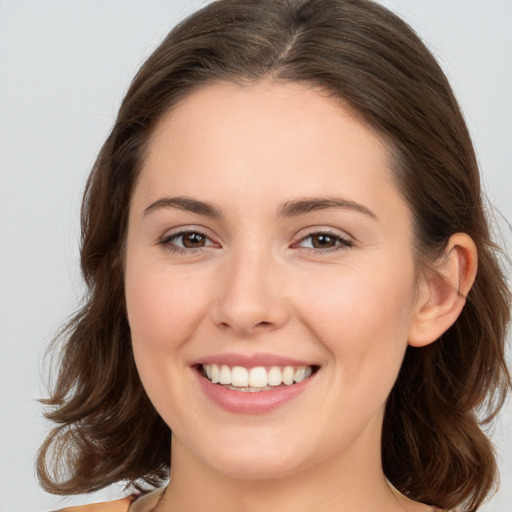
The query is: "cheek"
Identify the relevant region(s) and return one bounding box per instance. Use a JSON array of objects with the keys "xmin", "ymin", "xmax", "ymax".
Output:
[
  {"xmin": 125, "ymin": 262, "xmax": 207, "ymax": 354},
  {"xmin": 298, "ymin": 258, "xmax": 416, "ymax": 367},
  {"xmin": 124, "ymin": 262, "xmax": 209, "ymax": 424}
]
